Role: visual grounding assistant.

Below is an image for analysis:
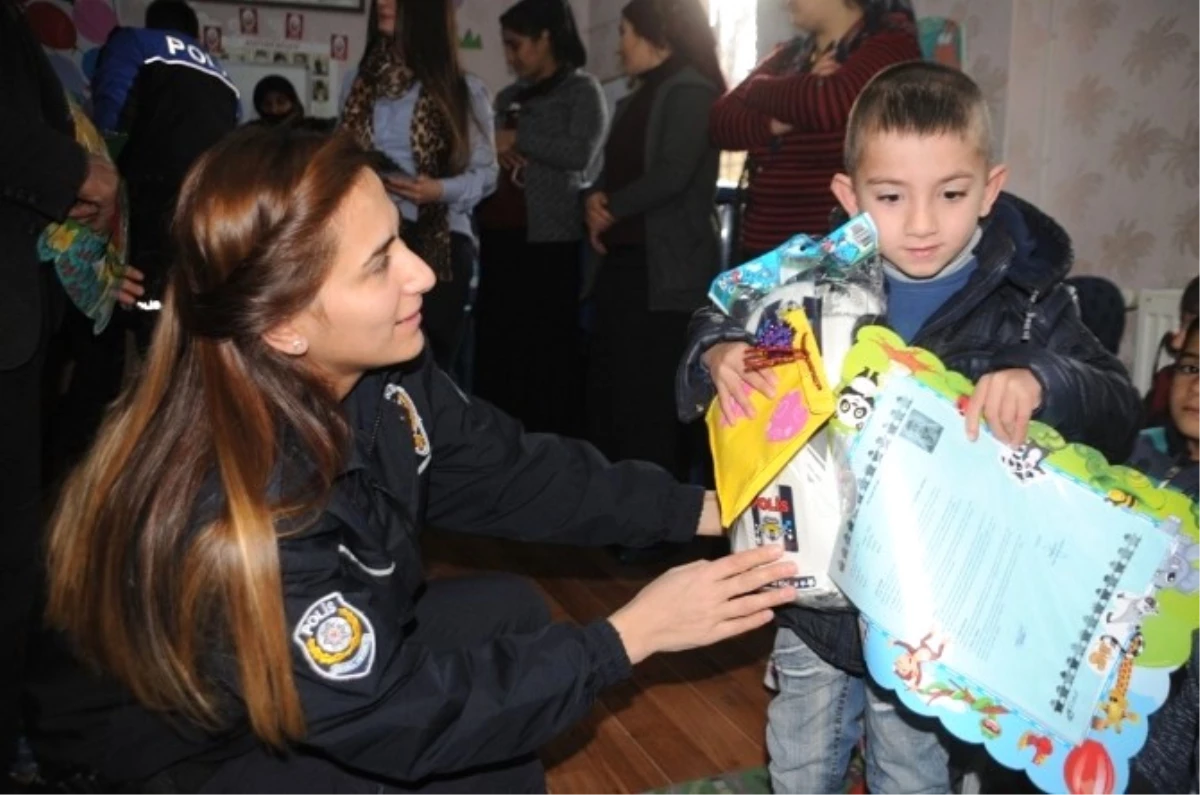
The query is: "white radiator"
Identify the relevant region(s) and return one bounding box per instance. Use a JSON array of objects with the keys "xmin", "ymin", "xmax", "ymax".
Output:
[{"xmin": 1131, "ymin": 288, "xmax": 1184, "ymax": 394}]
